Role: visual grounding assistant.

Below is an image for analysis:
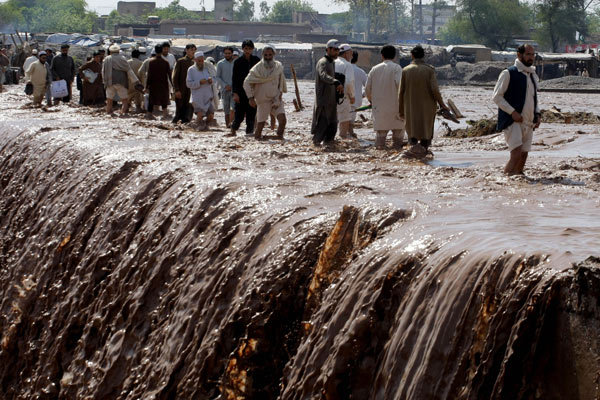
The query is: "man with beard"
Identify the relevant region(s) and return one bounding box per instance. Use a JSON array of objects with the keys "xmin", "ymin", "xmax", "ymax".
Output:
[
  {"xmin": 186, "ymin": 51, "xmax": 214, "ymax": 130},
  {"xmin": 146, "ymin": 44, "xmax": 172, "ymax": 120},
  {"xmin": 102, "ymin": 44, "xmax": 140, "ymax": 114},
  {"xmin": 243, "ymin": 44, "xmax": 287, "ymax": 140},
  {"xmin": 231, "ymin": 39, "xmax": 260, "ymax": 136},
  {"xmin": 172, "ymin": 43, "xmax": 196, "ymax": 123},
  {"xmin": 493, "ymin": 44, "xmax": 541, "ymax": 175},
  {"xmin": 79, "ymin": 51, "xmax": 104, "ymax": 106},
  {"xmin": 311, "ymin": 39, "xmax": 344, "ymax": 148},
  {"xmin": 24, "ymin": 51, "xmax": 51, "ymax": 107},
  {"xmin": 398, "ymin": 45, "xmax": 448, "ymax": 157},
  {"xmin": 216, "ymin": 46, "xmax": 235, "ymax": 128},
  {"xmin": 51, "ymin": 44, "xmax": 75, "ymax": 104}
]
